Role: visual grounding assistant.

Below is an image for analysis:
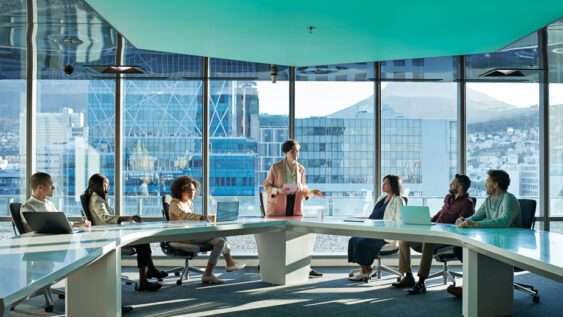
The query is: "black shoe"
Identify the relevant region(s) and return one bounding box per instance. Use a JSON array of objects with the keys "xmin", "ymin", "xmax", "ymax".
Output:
[
  {"xmin": 147, "ymin": 269, "xmax": 168, "ymax": 280},
  {"xmin": 309, "ymin": 269, "xmax": 323, "ymax": 277},
  {"xmin": 446, "ymin": 285, "xmax": 462, "ymax": 298},
  {"xmin": 391, "ymin": 274, "xmax": 415, "ymax": 288},
  {"xmin": 407, "ymin": 281, "xmax": 427, "ymax": 295},
  {"xmin": 137, "ymin": 281, "xmax": 162, "ymax": 292}
]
